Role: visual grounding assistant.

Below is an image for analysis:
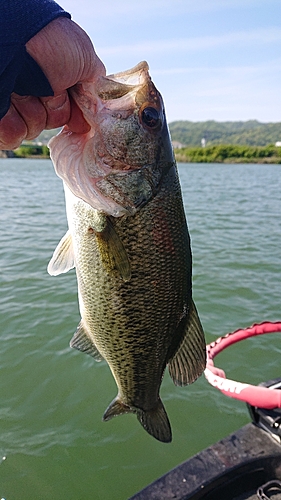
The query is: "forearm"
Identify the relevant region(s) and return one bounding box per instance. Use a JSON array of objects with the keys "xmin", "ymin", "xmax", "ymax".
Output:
[
  {"xmin": 0, "ymin": 0, "xmax": 71, "ymax": 119},
  {"xmin": 0, "ymin": 0, "xmax": 70, "ymax": 45}
]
